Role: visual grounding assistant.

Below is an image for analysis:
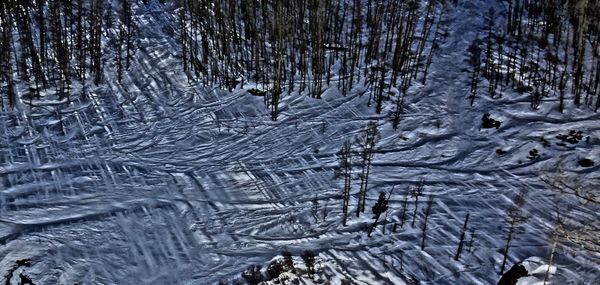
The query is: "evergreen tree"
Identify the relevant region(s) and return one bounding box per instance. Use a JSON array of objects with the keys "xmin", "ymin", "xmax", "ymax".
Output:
[{"xmin": 368, "ymin": 191, "xmax": 390, "ymax": 237}]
